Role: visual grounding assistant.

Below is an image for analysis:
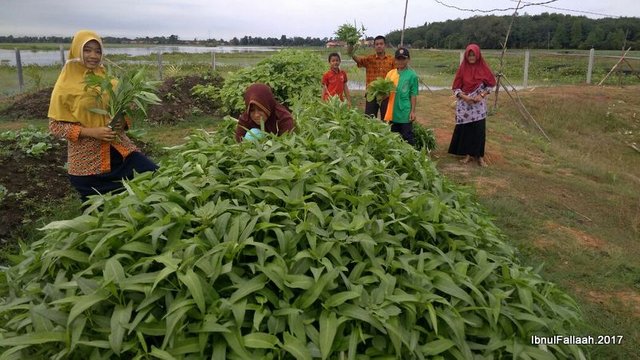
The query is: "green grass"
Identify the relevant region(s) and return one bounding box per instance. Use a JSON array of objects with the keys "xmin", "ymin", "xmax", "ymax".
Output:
[{"xmin": 427, "ymin": 85, "xmax": 640, "ymax": 359}]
